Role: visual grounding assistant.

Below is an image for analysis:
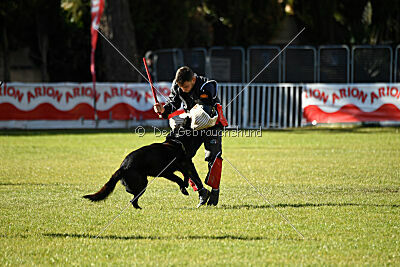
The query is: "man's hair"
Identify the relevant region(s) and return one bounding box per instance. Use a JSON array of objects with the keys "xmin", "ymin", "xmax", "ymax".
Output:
[{"xmin": 175, "ymin": 66, "xmax": 194, "ymax": 84}]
